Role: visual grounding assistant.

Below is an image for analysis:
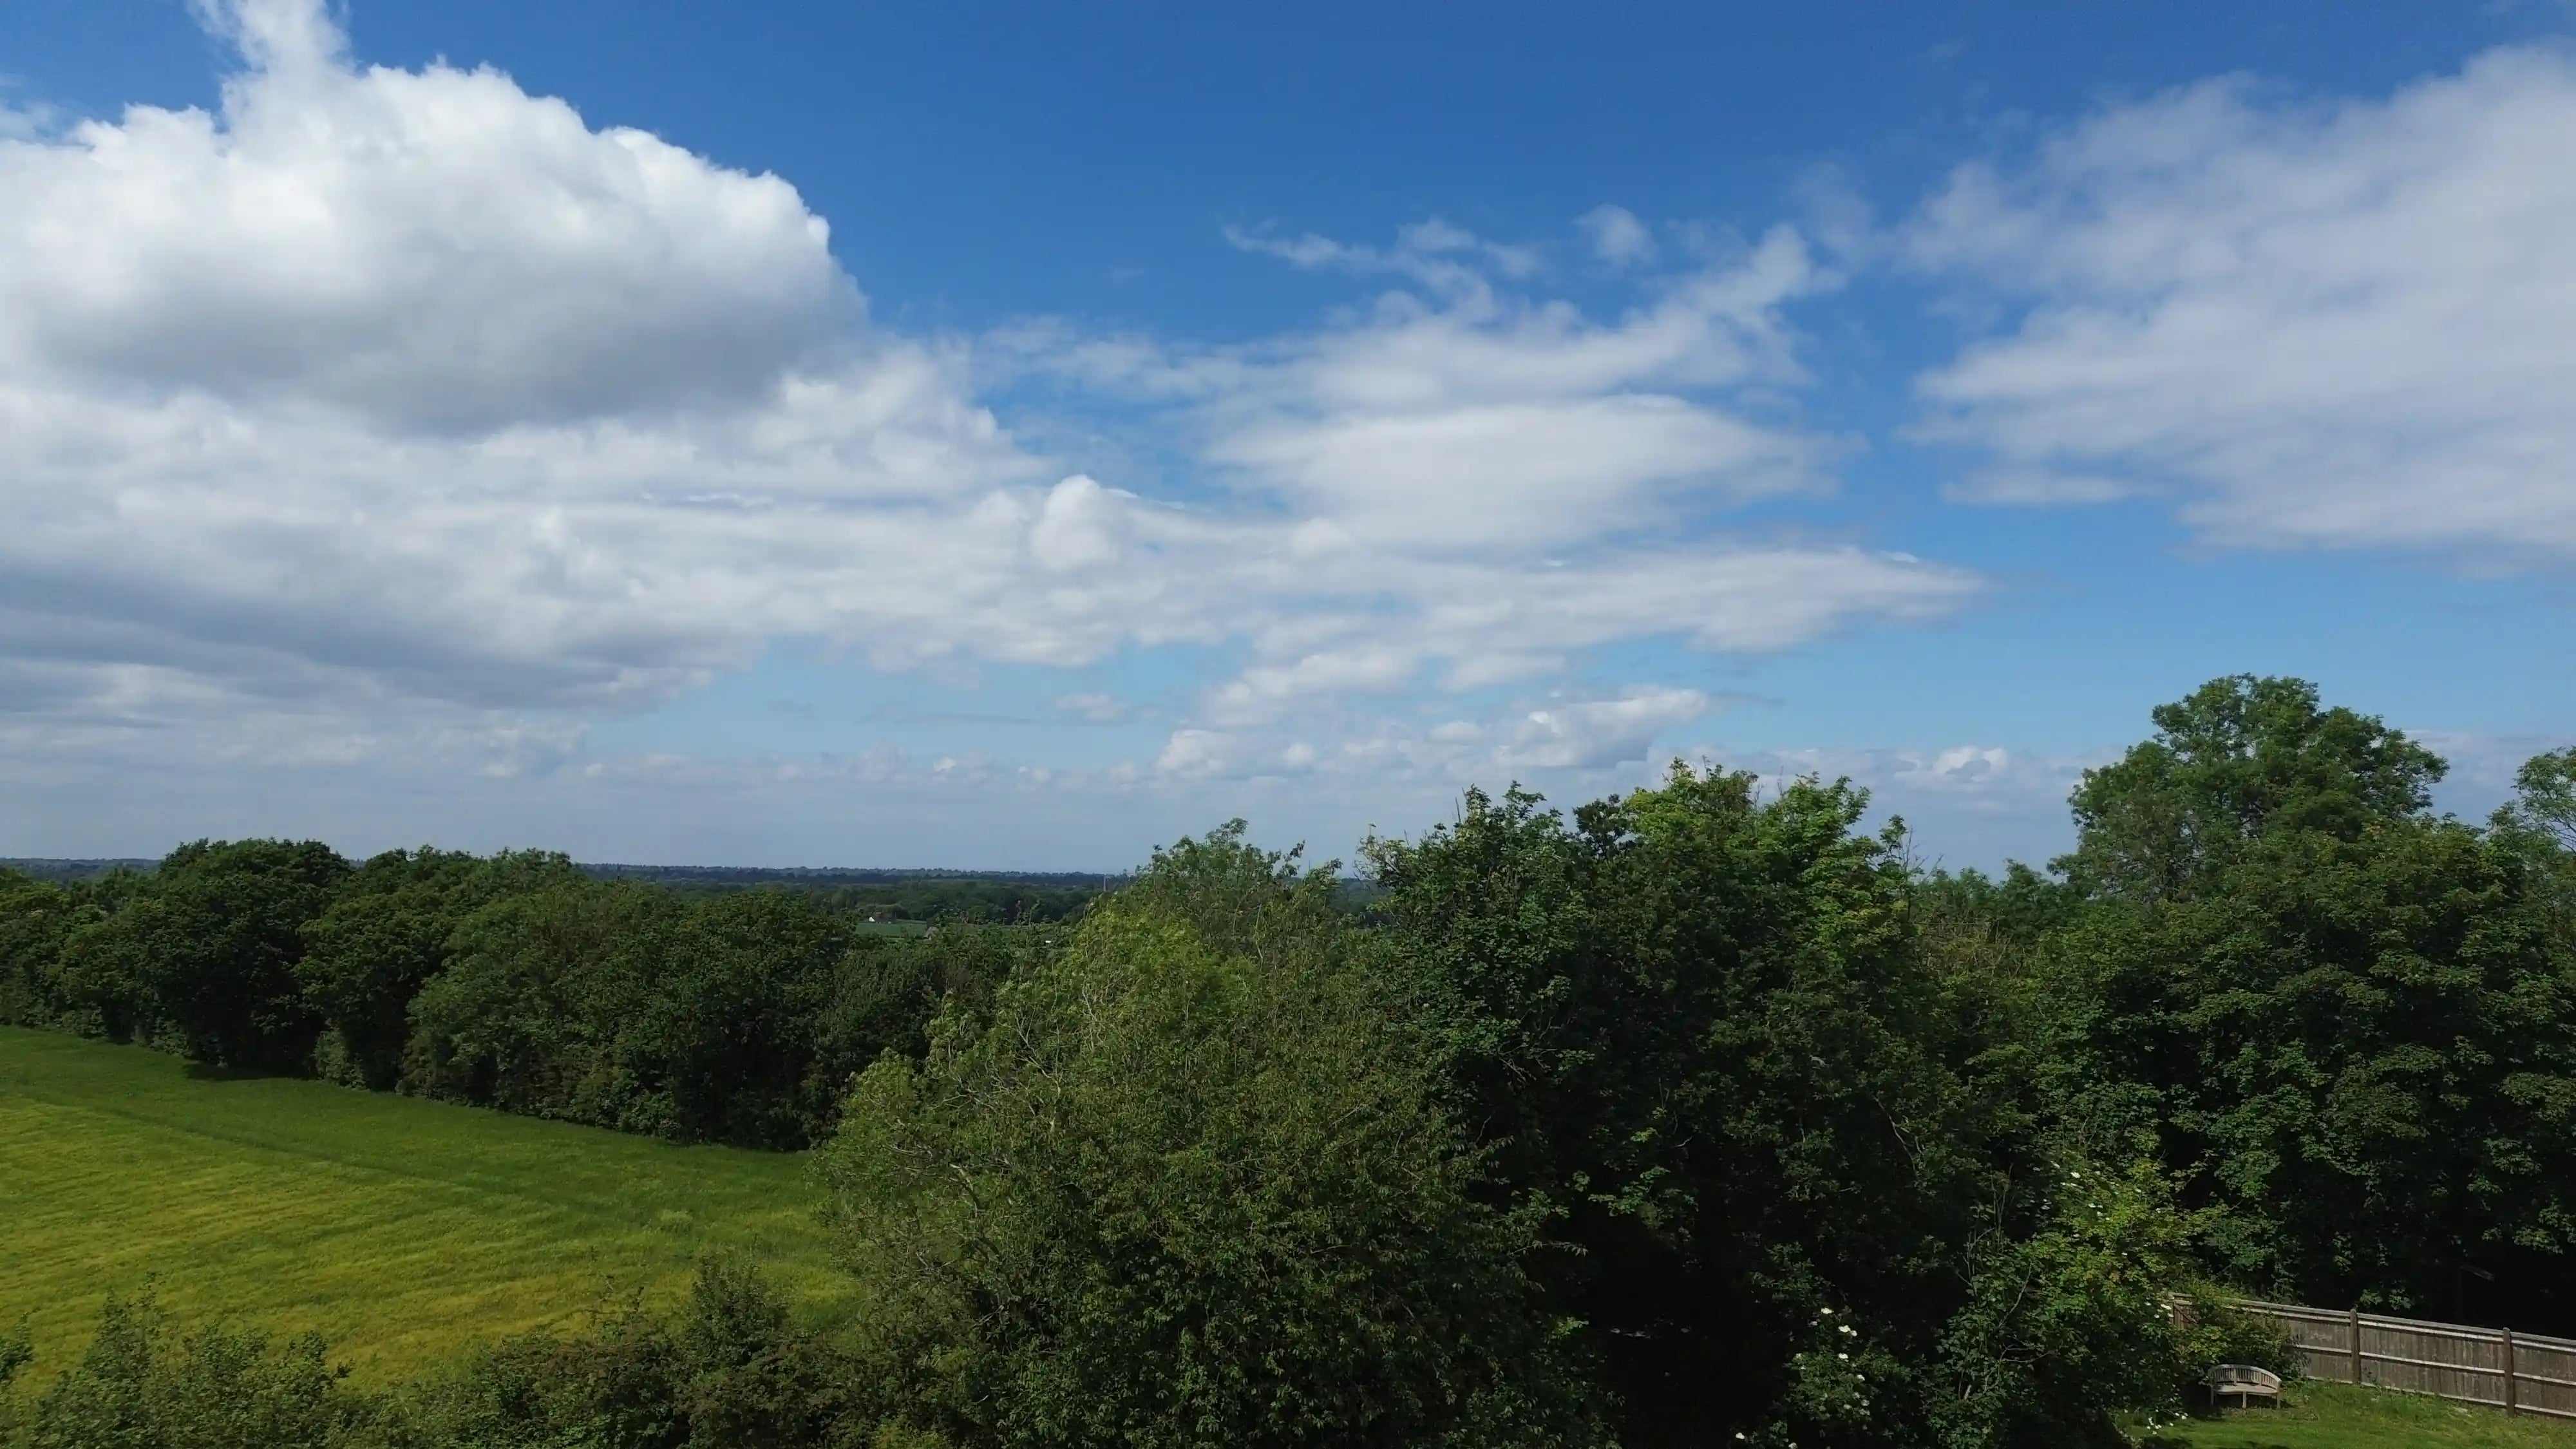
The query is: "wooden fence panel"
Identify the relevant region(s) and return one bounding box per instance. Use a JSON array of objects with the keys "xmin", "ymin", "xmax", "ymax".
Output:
[
  {"xmin": 2235, "ymin": 1300, "xmax": 2357, "ymax": 1383},
  {"xmin": 2360, "ymin": 1312, "xmax": 2501, "ymax": 1404},
  {"xmin": 2510, "ymin": 1332, "xmax": 2576, "ymax": 1420},
  {"xmin": 2231, "ymin": 1298, "xmax": 2576, "ymax": 1421}
]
